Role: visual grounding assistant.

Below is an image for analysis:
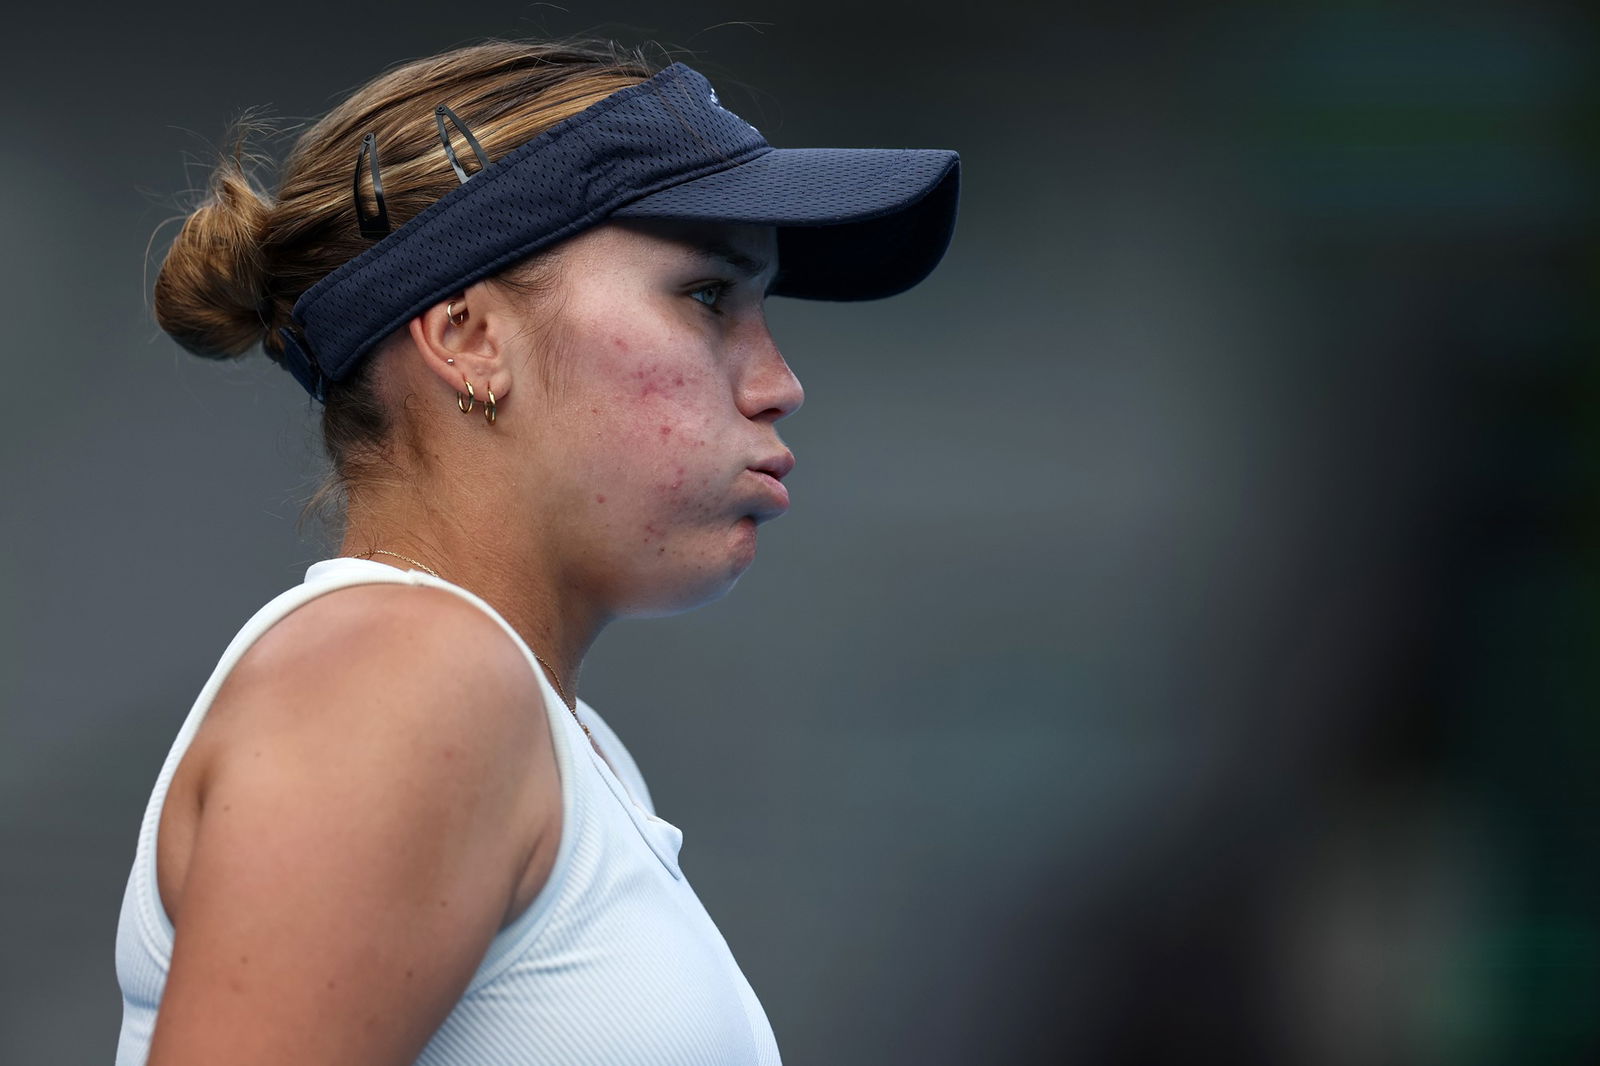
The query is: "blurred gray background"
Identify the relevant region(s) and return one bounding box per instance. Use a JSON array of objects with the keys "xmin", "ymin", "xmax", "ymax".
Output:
[{"xmin": 3, "ymin": 1, "xmax": 1597, "ymax": 1063}]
